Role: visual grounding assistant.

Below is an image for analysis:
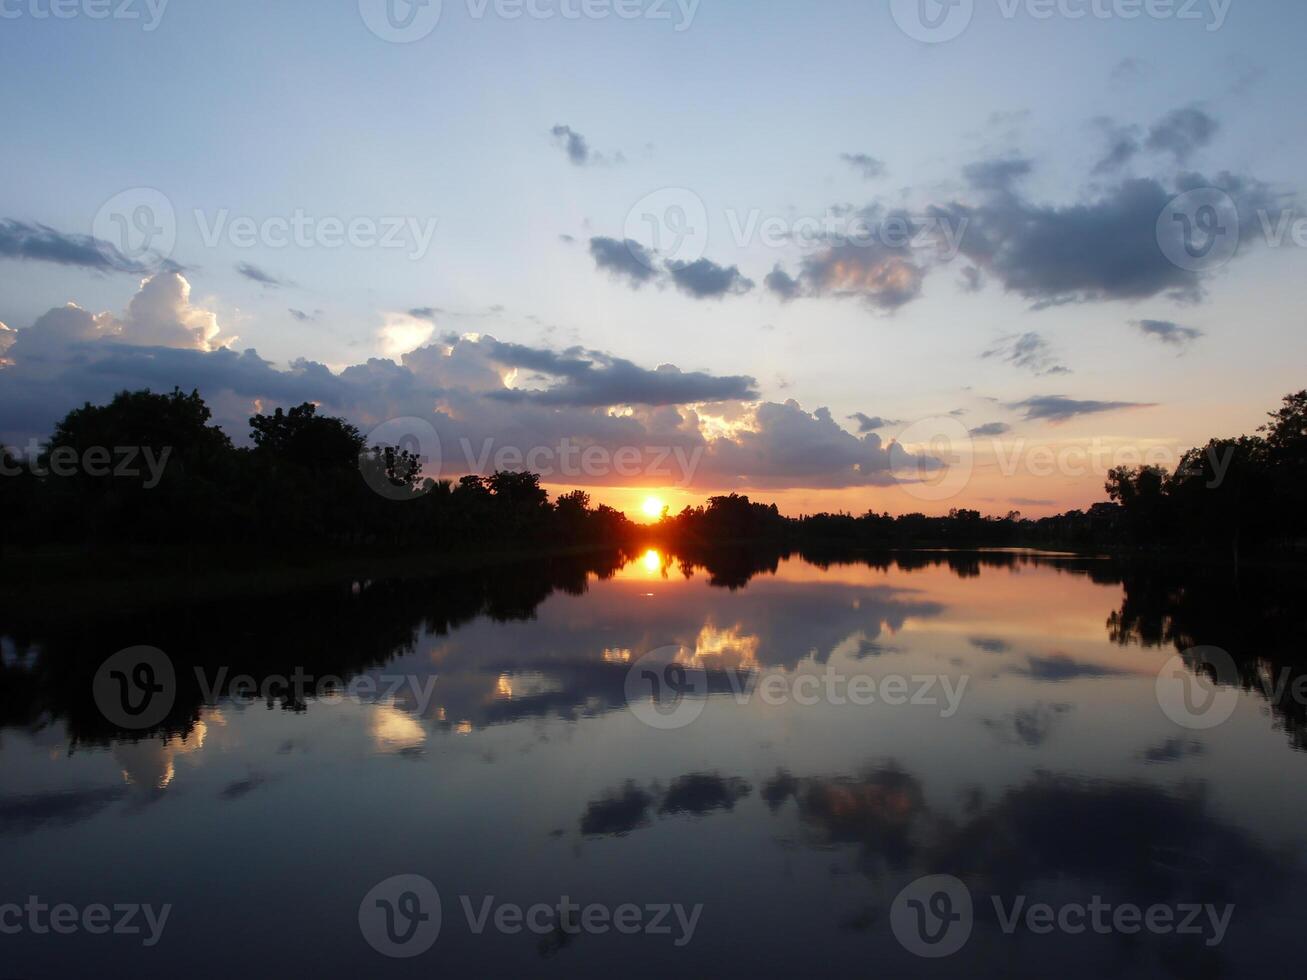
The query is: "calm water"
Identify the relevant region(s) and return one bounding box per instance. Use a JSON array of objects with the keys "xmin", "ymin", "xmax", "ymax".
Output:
[{"xmin": 3, "ymin": 548, "xmax": 1305, "ymax": 978}]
